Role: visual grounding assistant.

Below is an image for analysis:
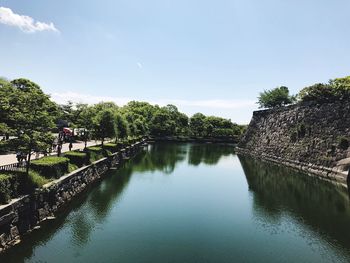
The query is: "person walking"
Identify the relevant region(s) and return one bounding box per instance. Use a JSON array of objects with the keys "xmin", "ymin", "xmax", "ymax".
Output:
[
  {"xmin": 16, "ymin": 152, "xmax": 21, "ymax": 166},
  {"xmin": 69, "ymin": 141, "xmax": 73, "ymax": 152},
  {"xmin": 57, "ymin": 144, "xmax": 62, "ymax": 157}
]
